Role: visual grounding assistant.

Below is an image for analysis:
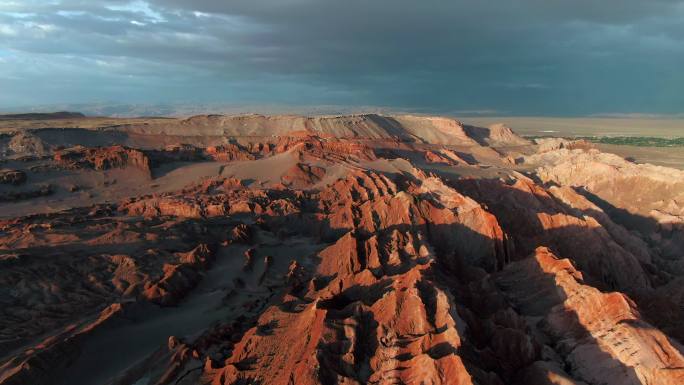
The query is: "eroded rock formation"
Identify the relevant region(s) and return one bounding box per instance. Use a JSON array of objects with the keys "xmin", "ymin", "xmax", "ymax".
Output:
[{"xmin": 1, "ymin": 114, "xmax": 683, "ymax": 385}]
